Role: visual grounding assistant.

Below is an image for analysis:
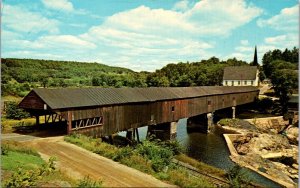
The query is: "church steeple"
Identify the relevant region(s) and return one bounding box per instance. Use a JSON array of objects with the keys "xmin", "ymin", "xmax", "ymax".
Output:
[{"xmin": 253, "ymin": 45, "xmax": 258, "ymax": 66}]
